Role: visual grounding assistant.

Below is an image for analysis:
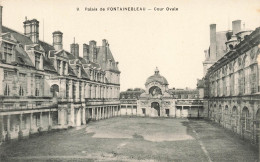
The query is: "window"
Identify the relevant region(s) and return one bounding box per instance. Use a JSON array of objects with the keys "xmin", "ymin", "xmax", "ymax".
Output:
[
  {"xmin": 66, "ymin": 83, "xmax": 69, "ymax": 98},
  {"xmin": 35, "ymin": 113, "xmax": 41, "ymax": 127},
  {"xmin": 79, "ymin": 83, "xmax": 82, "ymax": 99},
  {"xmin": 57, "ymin": 60, "xmax": 61, "ymax": 74},
  {"xmin": 35, "ymin": 88, "xmax": 40, "ymax": 96},
  {"xmin": 242, "ymin": 107, "xmax": 250, "ymax": 131},
  {"xmin": 3, "ymin": 42, "xmax": 13, "ymax": 63},
  {"xmin": 4, "ymin": 84, "xmax": 10, "ymax": 96},
  {"xmin": 142, "ymin": 108, "xmax": 146, "ymax": 115},
  {"xmin": 4, "ymin": 71, "xmax": 8, "ymax": 79},
  {"xmin": 35, "ymin": 53, "xmax": 41, "ymax": 69},
  {"xmin": 19, "ymin": 86, "xmax": 24, "ymax": 96},
  {"xmin": 35, "ymin": 76, "xmax": 41, "ymax": 96}
]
